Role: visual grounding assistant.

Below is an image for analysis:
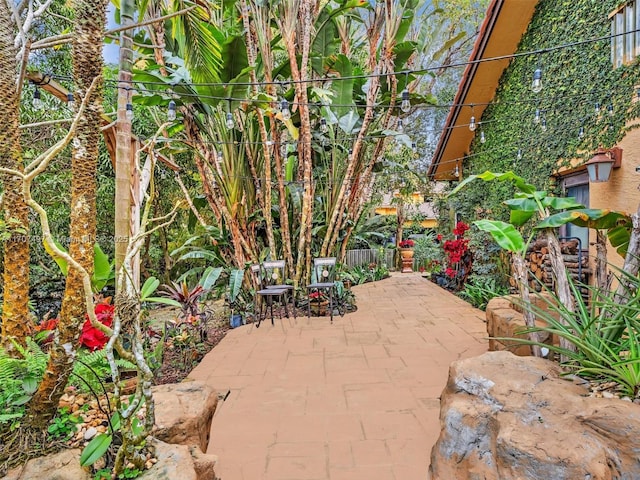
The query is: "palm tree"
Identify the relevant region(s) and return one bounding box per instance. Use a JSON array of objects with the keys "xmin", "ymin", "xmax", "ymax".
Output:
[
  {"xmin": 26, "ymin": 0, "xmax": 106, "ymax": 427},
  {"xmin": 0, "ymin": 0, "xmax": 32, "ymax": 352}
]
